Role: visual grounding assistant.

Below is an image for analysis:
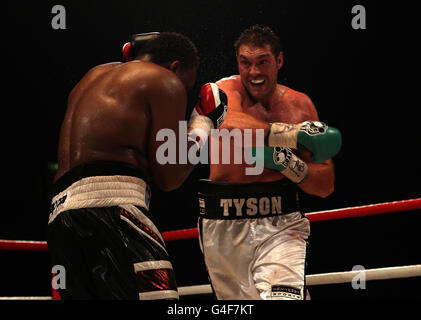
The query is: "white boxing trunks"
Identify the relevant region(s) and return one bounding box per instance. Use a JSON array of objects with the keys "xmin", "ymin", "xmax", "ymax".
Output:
[{"xmin": 197, "ymin": 179, "xmax": 310, "ymax": 300}]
